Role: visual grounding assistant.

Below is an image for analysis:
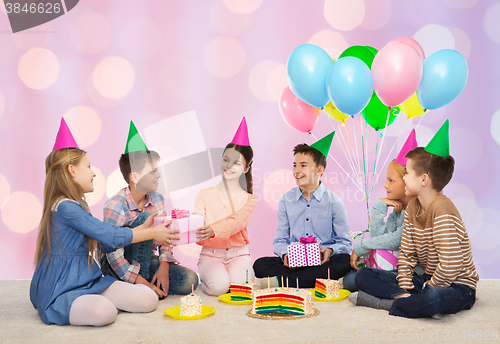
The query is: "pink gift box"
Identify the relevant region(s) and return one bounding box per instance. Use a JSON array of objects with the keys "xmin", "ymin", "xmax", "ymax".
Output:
[
  {"xmin": 366, "ymin": 249, "xmax": 399, "ymax": 270},
  {"xmin": 287, "ymin": 238, "xmax": 321, "ymax": 268},
  {"xmin": 154, "ymin": 214, "xmax": 205, "ymax": 245}
]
